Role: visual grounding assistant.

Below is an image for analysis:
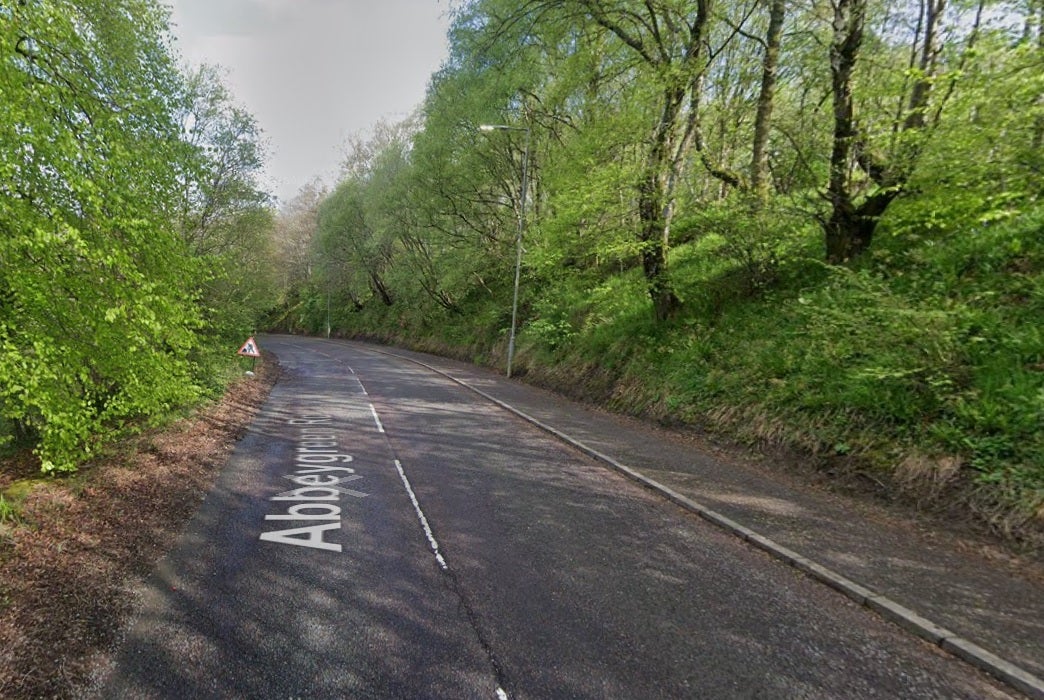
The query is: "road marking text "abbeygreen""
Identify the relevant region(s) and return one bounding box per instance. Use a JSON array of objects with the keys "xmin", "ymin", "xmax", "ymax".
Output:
[{"xmin": 259, "ymin": 415, "xmax": 367, "ymax": 552}]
